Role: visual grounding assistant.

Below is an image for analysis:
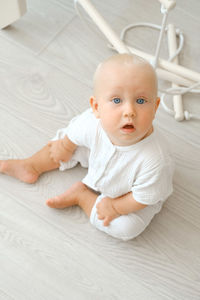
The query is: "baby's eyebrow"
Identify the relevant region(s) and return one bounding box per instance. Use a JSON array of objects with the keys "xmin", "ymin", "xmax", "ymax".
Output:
[{"xmin": 106, "ymin": 93, "xmax": 121, "ymax": 98}]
